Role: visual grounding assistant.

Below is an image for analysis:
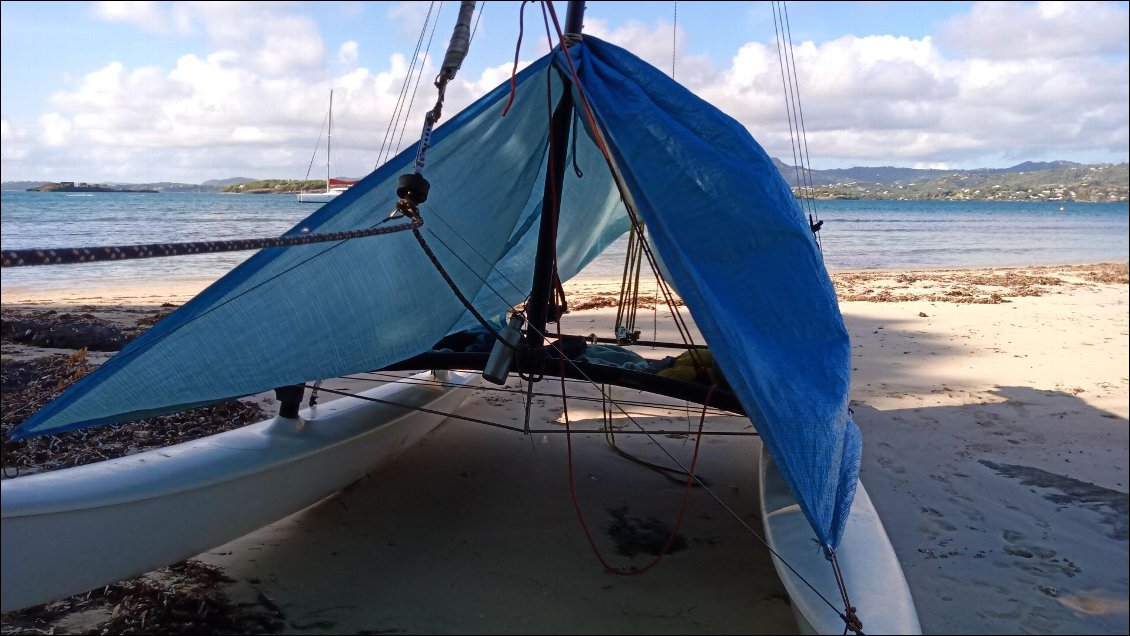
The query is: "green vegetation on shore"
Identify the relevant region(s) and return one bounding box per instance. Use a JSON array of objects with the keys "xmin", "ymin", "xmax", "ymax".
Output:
[
  {"xmin": 220, "ymin": 179, "xmax": 329, "ymax": 194},
  {"xmin": 26, "ymin": 182, "xmax": 157, "ymax": 193},
  {"xmin": 792, "ymin": 162, "xmax": 1128, "ymax": 203},
  {"xmin": 6, "ymin": 161, "xmax": 1126, "ymax": 201}
]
